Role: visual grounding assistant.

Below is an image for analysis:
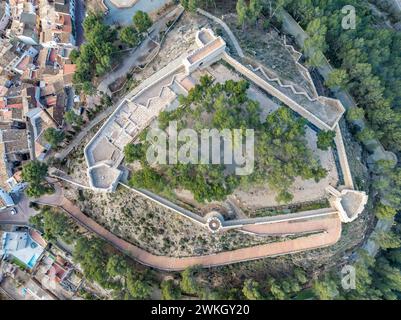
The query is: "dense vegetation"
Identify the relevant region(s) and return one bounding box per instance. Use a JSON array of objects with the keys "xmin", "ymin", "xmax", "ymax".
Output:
[
  {"xmin": 278, "ymin": 0, "xmax": 401, "ymax": 299},
  {"xmin": 44, "ymin": 128, "xmax": 65, "ymax": 149},
  {"xmin": 126, "ymin": 76, "xmax": 326, "ymax": 203},
  {"xmin": 72, "ymin": 11, "xmax": 152, "ymax": 94},
  {"xmin": 72, "ymin": 13, "xmax": 118, "ymax": 93},
  {"xmin": 30, "ymin": 208, "xmax": 154, "ymax": 300},
  {"xmin": 288, "ymin": 0, "xmax": 401, "ymax": 154},
  {"xmin": 119, "ymin": 10, "xmax": 151, "ymax": 47},
  {"xmin": 22, "ymin": 161, "xmax": 52, "ymax": 198},
  {"xmin": 29, "ymin": 208, "xmax": 77, "ymax": 244},
  {"xmin": 175, "ymin": 264, "xmax": 310, "ymax": 299}
]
